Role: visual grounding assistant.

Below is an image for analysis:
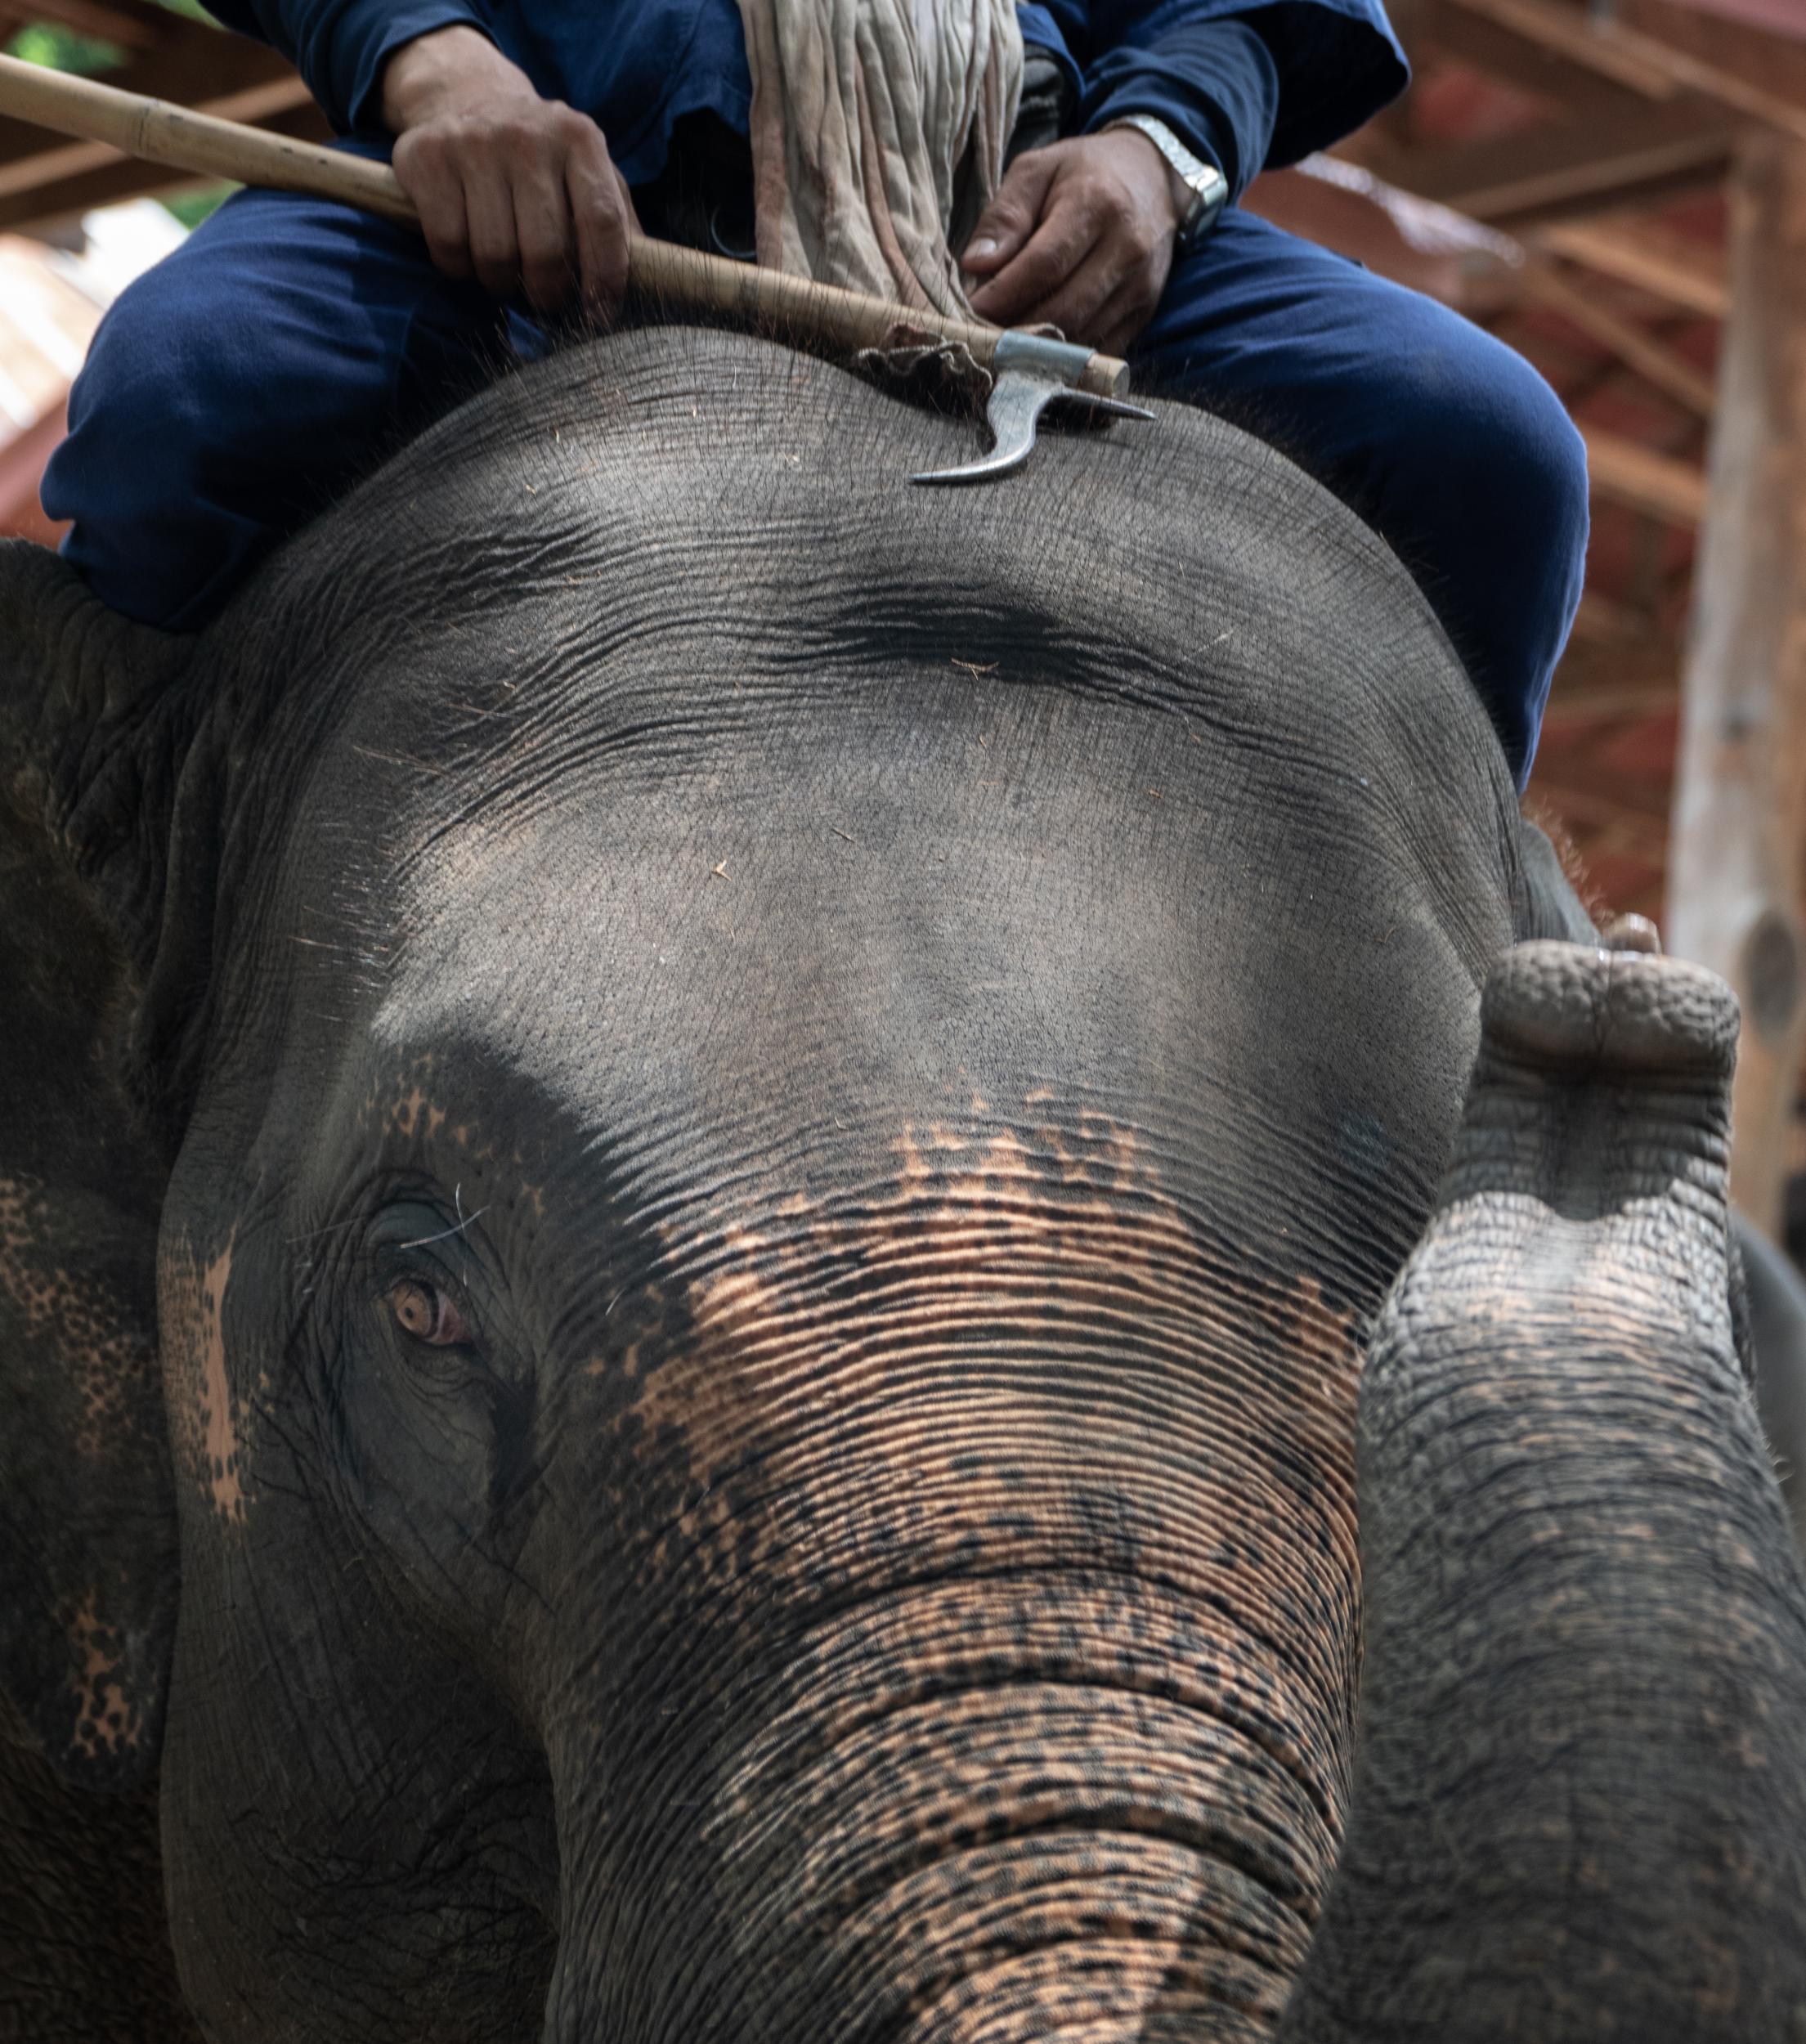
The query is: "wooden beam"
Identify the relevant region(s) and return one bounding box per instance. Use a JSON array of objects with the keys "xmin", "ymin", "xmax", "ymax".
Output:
[
  {"xmin": 1533, "ymin": 214, "xmax": 1728, "ymax": 319},
  {"xmin": 1571, "ymin": 588, "xmax": 1669, "ymax": 644},
  {"xmin": 1412, "ymin": 0, "xmax": 1656, "ymax": 121},
  {"xmin": 1540, "ymin": 679, "xmax": 1680, "ymax": 726},
  {"xmin": 1581, "ymin": 425, "xmax": 1709, "ymax": 524},
  {"xmin": 25, "ymin": 0, "xmax": 206, "ymax": 38},
  {"xmin": 0, "ymin": 93, "xmax": 329, "ymax": 230},
  {"xmin": 1340, "ymin": 96, "xmax": 1737, "ymax": 223},
  {"xmin": 1667, "ymin": 133, "xmax": 1806, "ymax": 1233},
  {"xmin": 1662, "ymin": 0, "xmax": 1806, "ymax": 38},
  {"xmin": 1436, "ymin": 0, "xmax": 1684, "ymax": 97},
  {"xmin": 1520, "ymin": 256, "xmax": 1716, "ymax": 414},
  {"xmin": 1620, "ymin": 0, "xmax": 1806, "ymax": 132},
  {"xmin": 1521, "ymin": 779, "xmax": 1673, "ymax": 863},
  {"xmin": 0, "ymin": 26, "xmax": 320, "ymax": 231},
  {"xmin": 1240, "ymin": 159, "xmax": 1522, "ymax": 316},
  {"xmin": 1553, "ymin": 621, "xmax": 1682, "ymax": 690},
  {"xmin": 1542, "ymin": 633, "xmax": 1680, "ymax": 725},
  {"xmin": 3, "ymin": 0, "xmax": 164, "ymax": 48},
  {"xmin": 0, "ymin": 24, "xmax": 302, "ymax": 175},
  {"xmin": 0, "ymin": 74, "xmax": 315, "ymax": 203},
  {"xmin": 1442, "ymin": 0, "xmax": 1806, "ymax": 143}
]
